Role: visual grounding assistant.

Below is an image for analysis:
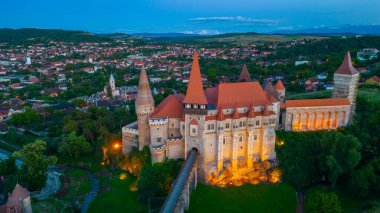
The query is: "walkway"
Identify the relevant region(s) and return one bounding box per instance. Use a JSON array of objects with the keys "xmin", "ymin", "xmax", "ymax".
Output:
[{"xmin": 80, "ymin": 170, "xmax": 99, "ymax": 213}]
